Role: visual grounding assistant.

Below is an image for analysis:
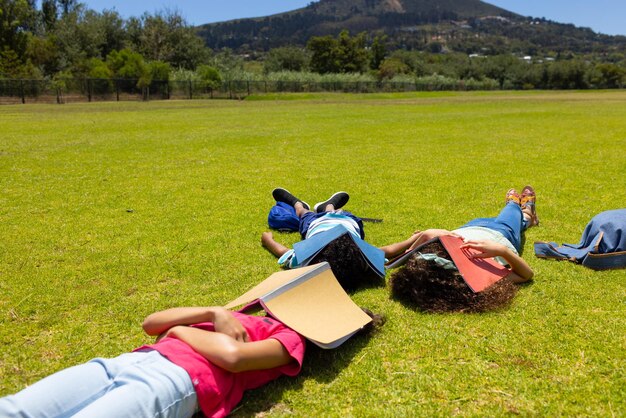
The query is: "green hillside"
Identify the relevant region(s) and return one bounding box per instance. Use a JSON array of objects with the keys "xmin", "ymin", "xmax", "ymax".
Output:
[{"xmin": 197, "ymin": 0, "xmax": 625, "ymax": 56}]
